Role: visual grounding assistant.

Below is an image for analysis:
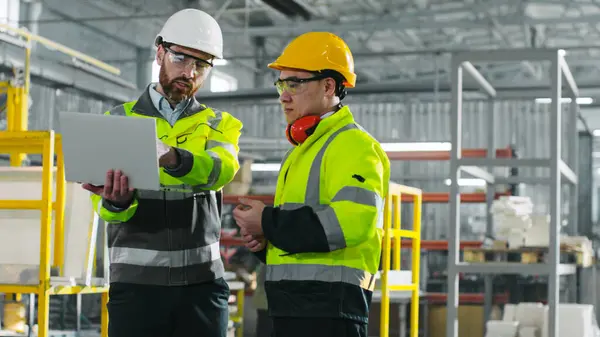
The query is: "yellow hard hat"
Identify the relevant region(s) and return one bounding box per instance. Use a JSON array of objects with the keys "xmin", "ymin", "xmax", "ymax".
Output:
[{"xmin": 267, "ymin": 32, "xmax": 357, "ymax": 88}]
